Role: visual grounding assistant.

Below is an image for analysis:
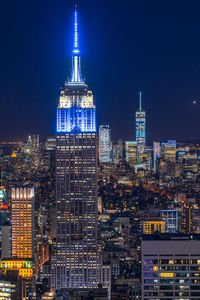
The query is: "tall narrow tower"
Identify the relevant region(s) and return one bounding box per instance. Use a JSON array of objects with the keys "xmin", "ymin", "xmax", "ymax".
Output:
[
  {"xmin": 136, "ymin": 92, "xmax": 146, "ymax": 159},
  {"xmin": 52, "ymin": 5, "xmax": 102, "ymax": 290}
]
